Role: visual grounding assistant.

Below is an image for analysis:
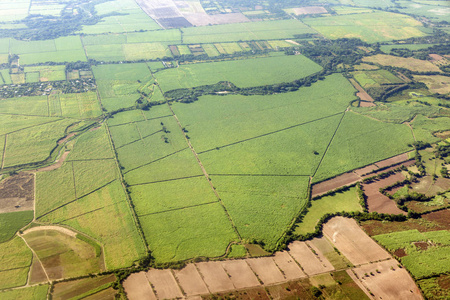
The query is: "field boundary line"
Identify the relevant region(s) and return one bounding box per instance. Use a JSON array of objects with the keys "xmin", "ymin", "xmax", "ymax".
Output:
[
  {"xmin": 1, "ymin": 134, "xmax": 7, "ymax": 170},
  {"xmin": 0, "ymin": 266, "xmax": 30, "ymax": 273},
  {"xmin": 18, "ymin": 234, "xmax": 50, "ymax": 283},
  {"xmin": 36, "ymin": 179, "xmax": 117, "ymax": 220},
  {"xmin": 137, "ymin": 201, "xmax": 218, "ymax": 218},
  {"xmin": 3, "ymin": 118, "xmax": 64, "ymax": 136},
  {"xmin": 123, "ymin": 147, "xmax": 189, "ymax": 174},
  {"xmin": 209, "ymin": 173, "xmax": 310, "ymax": 177},
  {"xmin": 115, "ymin": 129, "xmax": 163, "ymax": 150},
  {"xmin": 66, "ymin": 157, "xmax": 115, "ymax": 162},
  {"xmin": 167, "ymin": 102, "xmax": 242, "ymax": 241},
  {"xmin": 312, "ymin": 110, "xmax": 347, "ymax": 178},
  {"xmin": 128, "ymin": 174, "xmax": 204, "ymax": 187},
  {"xmin": 107, "ymin": 114, "xmax": 173, "ymax": 128},
  {"xmin": 55, "ymin": 201, "xmax": 121, "ymax": 224},
  {"xmin": 198, "ymin": 112, "xmax": 344, "ymax": 154}
]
